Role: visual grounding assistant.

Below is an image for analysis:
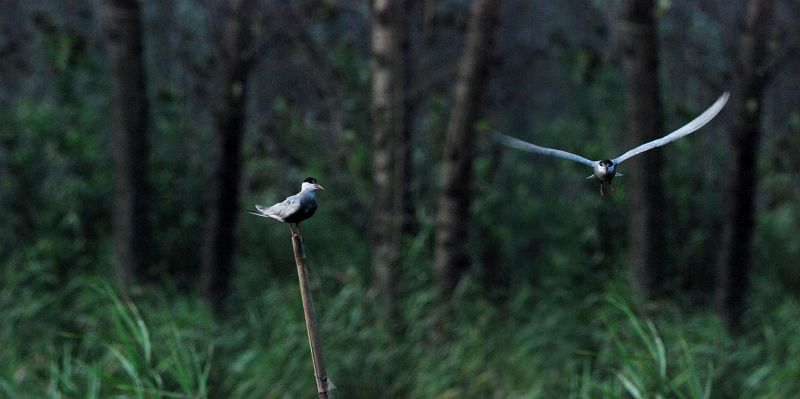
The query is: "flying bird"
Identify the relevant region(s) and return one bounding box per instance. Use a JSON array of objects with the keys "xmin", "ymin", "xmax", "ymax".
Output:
[
  {"xmin": 249, "ymin": 177, "xmax": 325, "ymax": 235},
  {"xmin": 494, "ymin": 92, "xmax": 730, "ymax": 197}
]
